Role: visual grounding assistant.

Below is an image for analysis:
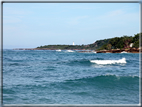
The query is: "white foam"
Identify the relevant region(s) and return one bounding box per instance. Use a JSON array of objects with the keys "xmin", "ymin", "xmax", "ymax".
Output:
[
  {"xmin": 121, "ymin": 51, "xmax": 127, "ymax": 53},
  {"xmin": 91, "ymin": 51, "xmax": 96, "ymax": 53},
  {"xmin": 90, "ymin": 58, "xmax": 126, "ymax": 64},
  {"xmin": 66, "ymin": 50, "xmax": 74, "ymax": 52},
  {"xmin": 56, "ymin": 49, "xmax": 61, "ymax": 52}
]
